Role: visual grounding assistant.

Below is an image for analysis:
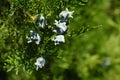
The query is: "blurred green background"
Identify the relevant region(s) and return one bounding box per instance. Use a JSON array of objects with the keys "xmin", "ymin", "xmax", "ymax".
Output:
[{"xmin": 0, "ymin": 0, "xmax": 120, "ymax": 80}]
